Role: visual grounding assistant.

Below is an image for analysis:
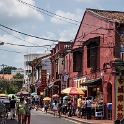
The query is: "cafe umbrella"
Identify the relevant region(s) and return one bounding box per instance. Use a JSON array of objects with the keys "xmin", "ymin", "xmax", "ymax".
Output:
[
  {"xmin": 52, "ymin": 94, "xmax": 59, "ymax": 98},
  {"xmin": 61, "ymin": 87, "xmax": 85, "ymax": 95},
  {"xmin": 8, "ymin": 94, "xmax": 17, "ymax": 98},
  {"xmin": 30, "ymin": 92, "xmax": 37, "ymax": 96},
  {"xmin": 43, "ymin": 97, "xmax": 51, "ymax": 101}
]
